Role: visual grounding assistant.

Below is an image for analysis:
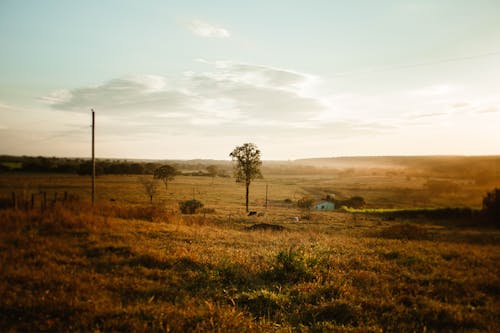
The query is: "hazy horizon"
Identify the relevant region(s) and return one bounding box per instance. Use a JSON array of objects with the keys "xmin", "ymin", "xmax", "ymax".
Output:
[
  {"xmin": 1, "ymin": 1, "xmax": 500, "ymax": 160},
  {"xmin": 3, "ymin": 153, "xmax": 499, "ymax": 164}
]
